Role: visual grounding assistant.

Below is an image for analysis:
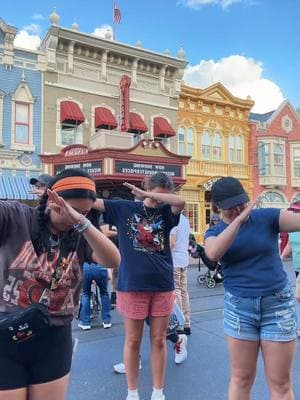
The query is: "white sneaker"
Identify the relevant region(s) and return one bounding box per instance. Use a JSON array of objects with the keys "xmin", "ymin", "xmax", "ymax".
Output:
[
  {"xmin": 103, "ymin": 321, "xmax": 112, "ymax": 329},
  {"xmin": 78, "ymin": 322, "xmax": 91, "ymax": 330},
  {"xmin": 114, "ymin": 357, "xmax": 142, "ymax": 374},
  {"xmin": 126, "ymin": 393, "xmax": 139, "ymax": 400},
  {"xmin": 174, "ymin": 334, "xmax": 188, "ymax": 364},
  {"xmin": 151, "ymin": 392, "xmax": 165, "ymax": 400}
]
